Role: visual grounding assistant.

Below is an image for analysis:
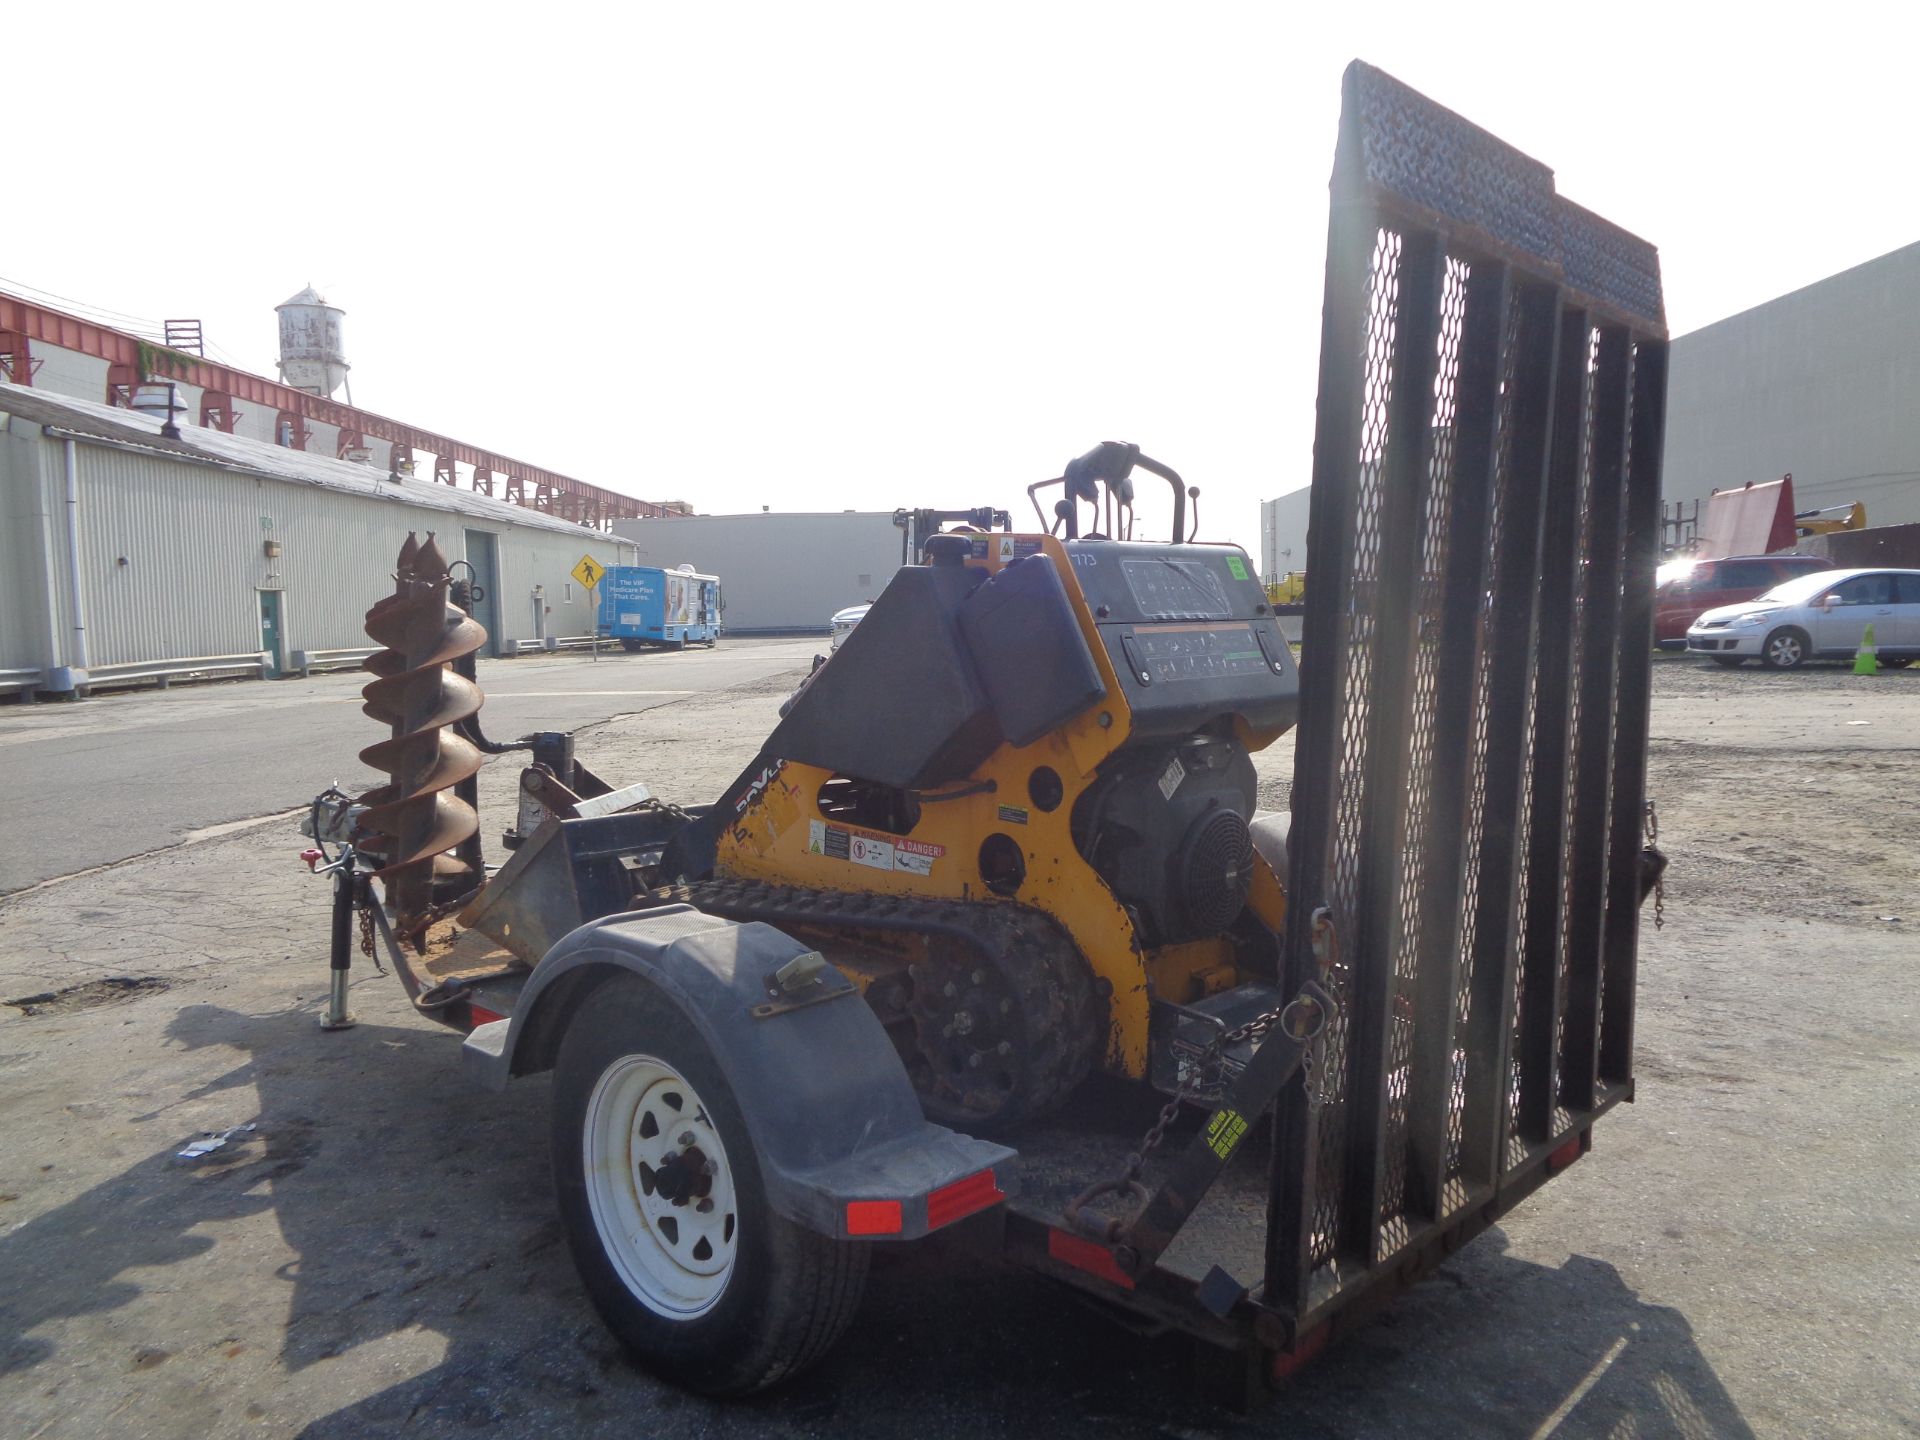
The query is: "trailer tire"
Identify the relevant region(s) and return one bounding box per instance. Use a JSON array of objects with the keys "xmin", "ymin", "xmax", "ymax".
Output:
[
  {"xmin": 620, "ymin": 639, "xmax": 646, "ymax": 653},
  {"xmin": 550, "ymin": 977, "xmax": 869, "ymax": 1395}
]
